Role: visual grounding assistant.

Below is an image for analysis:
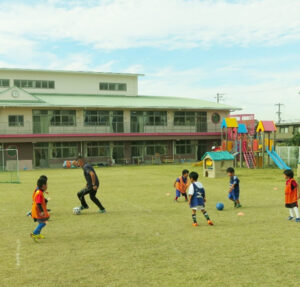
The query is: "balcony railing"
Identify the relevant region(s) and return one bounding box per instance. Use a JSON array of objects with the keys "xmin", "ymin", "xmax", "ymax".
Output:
[{"xmin": 0, "ymin": 121, "xmax": 221, "ymax": 136}]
